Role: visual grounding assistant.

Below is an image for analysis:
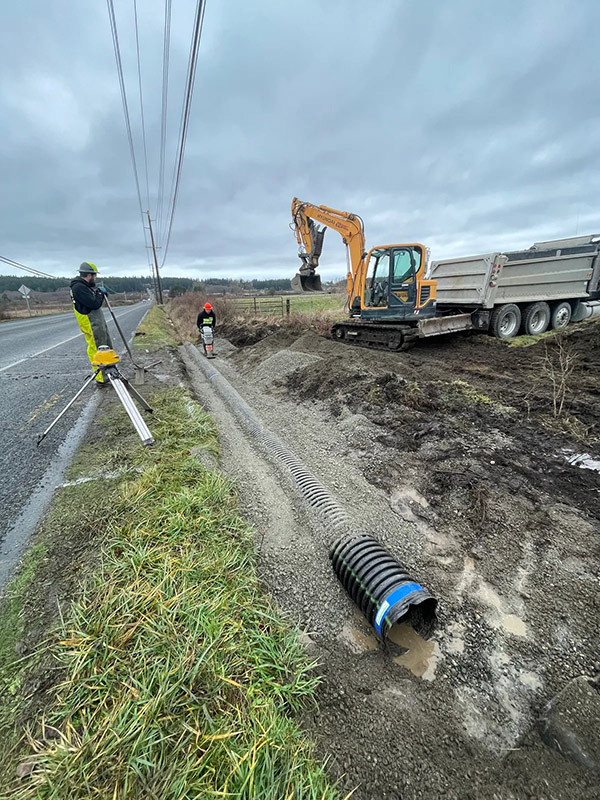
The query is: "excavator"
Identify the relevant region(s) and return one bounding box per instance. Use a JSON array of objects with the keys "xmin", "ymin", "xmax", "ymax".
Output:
[{"xmin": 291, "ymin": 197, "xmax": 440, "ymax": 350}]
